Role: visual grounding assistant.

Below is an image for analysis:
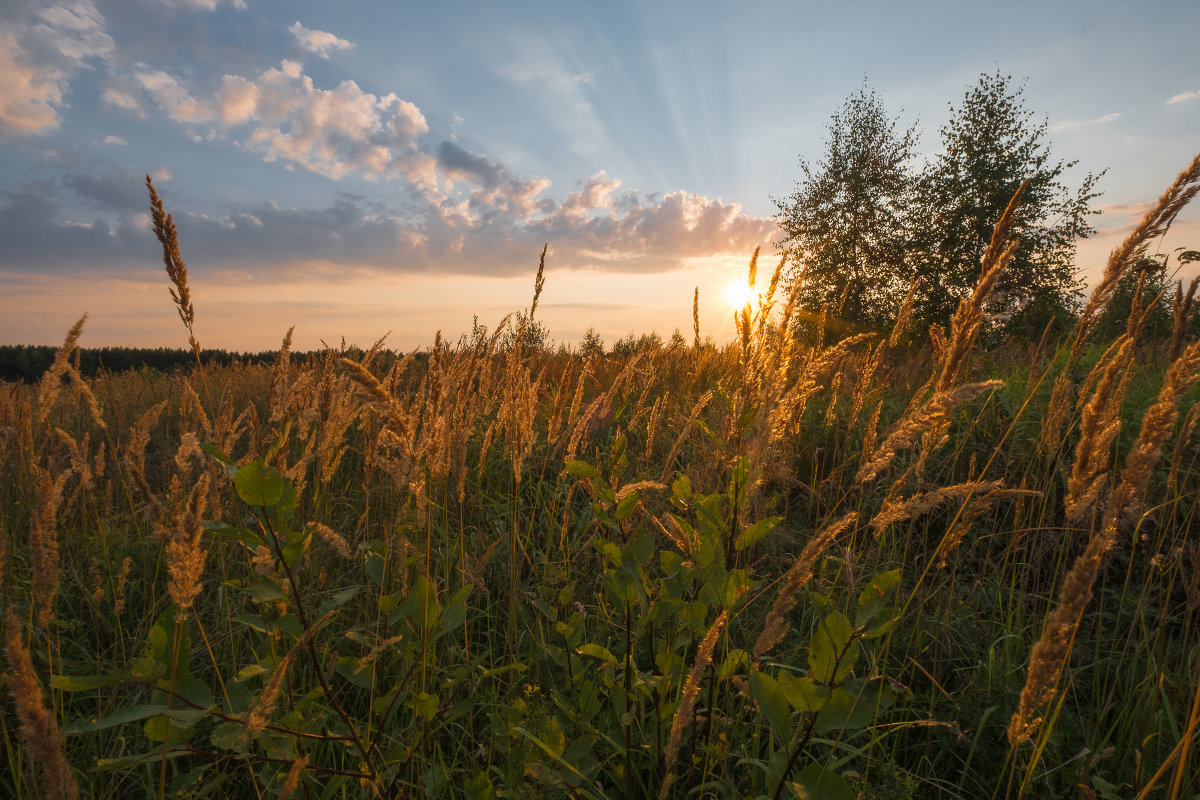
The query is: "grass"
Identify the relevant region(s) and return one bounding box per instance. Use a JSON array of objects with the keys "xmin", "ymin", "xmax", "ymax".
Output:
[{"xmin": 1, "ymin": 160, "xmax": 1199, "ymax": 799}]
